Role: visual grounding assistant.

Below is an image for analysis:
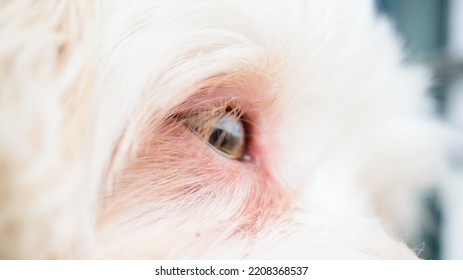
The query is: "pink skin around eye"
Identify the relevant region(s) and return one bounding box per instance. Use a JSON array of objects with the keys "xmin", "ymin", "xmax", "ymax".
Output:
[{"xmin": 99, "ymin": 74, "xmax": 290, "ymax": 235}]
